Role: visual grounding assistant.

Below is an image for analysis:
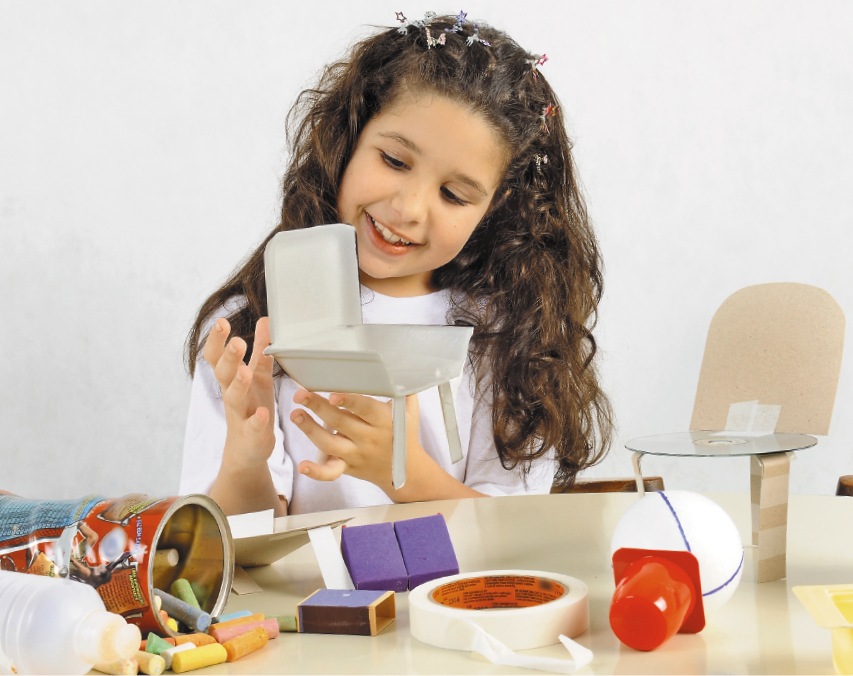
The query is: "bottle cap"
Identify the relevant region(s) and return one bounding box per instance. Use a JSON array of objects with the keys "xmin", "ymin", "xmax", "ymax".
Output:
[{"xmin": 78, "ymin": 610, "xmax": 142, "ymax": 664}]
